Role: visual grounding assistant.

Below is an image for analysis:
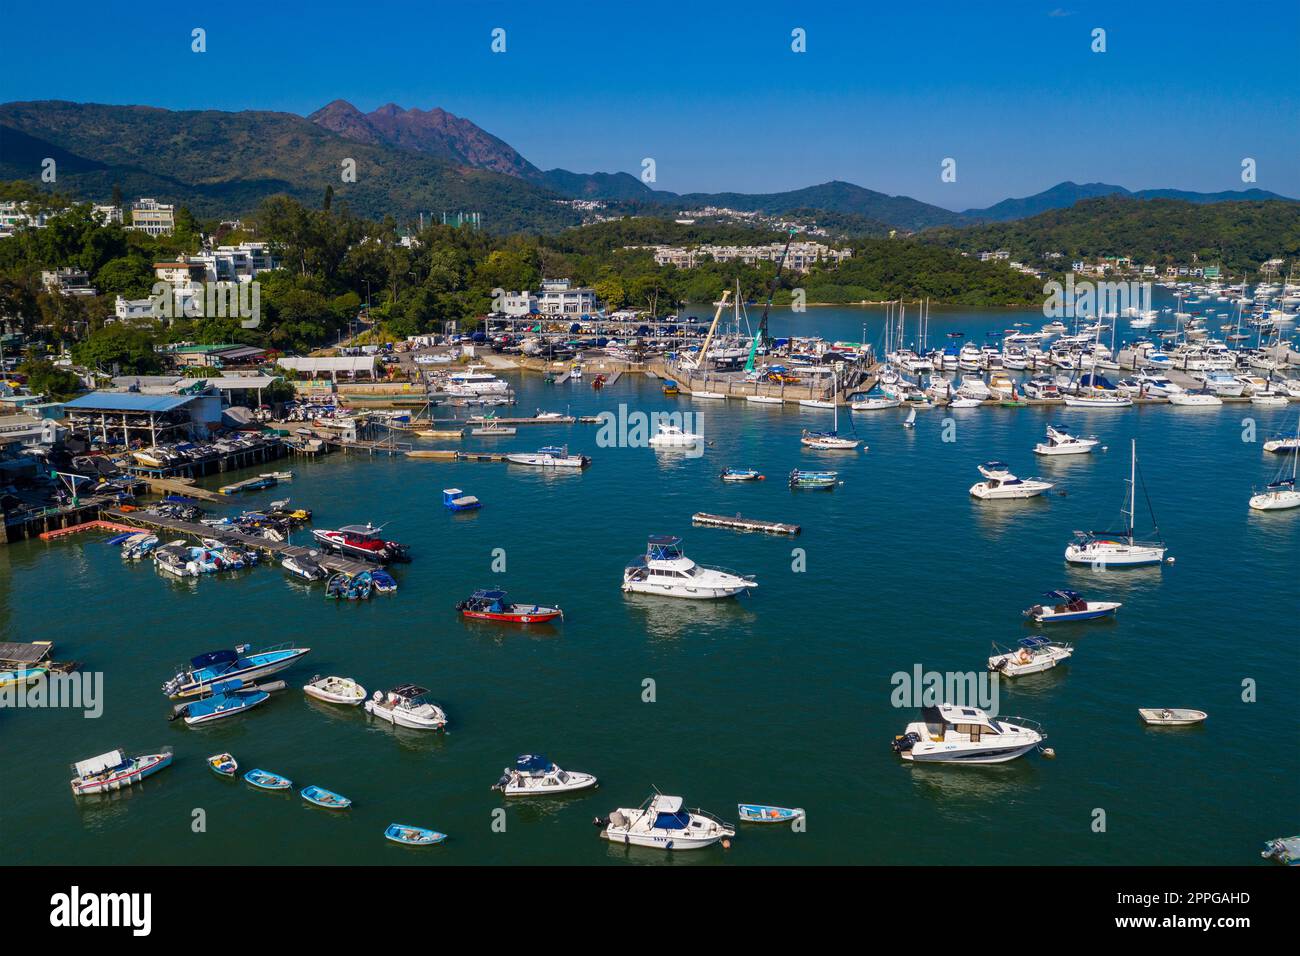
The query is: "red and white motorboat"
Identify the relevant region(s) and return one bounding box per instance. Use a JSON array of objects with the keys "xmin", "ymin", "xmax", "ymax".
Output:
[
  {"xmin": 456, "ymin": 589, "xmax": 563, "ymax": 624},
  {"xmin": 312, "ymin": 524, "xmax": 411, "ymax": 563},
  {"xmin": 70, "ymin": 748, "xmax": 173, "ymax": 795}
]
